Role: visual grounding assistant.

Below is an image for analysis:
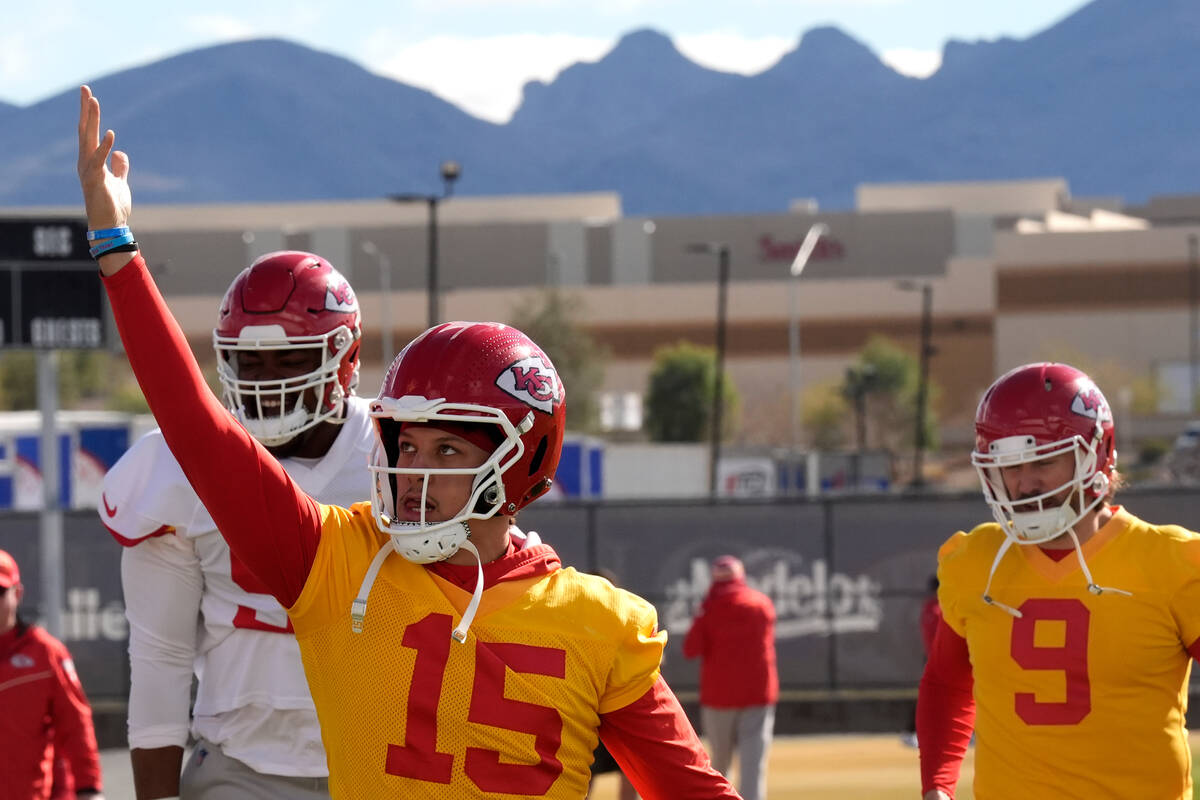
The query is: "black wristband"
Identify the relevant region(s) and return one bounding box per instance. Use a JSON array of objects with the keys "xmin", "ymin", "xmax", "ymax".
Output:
[{"xmin": 91, "ymin": 241, "xmax": 138, "ymax": 260}]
